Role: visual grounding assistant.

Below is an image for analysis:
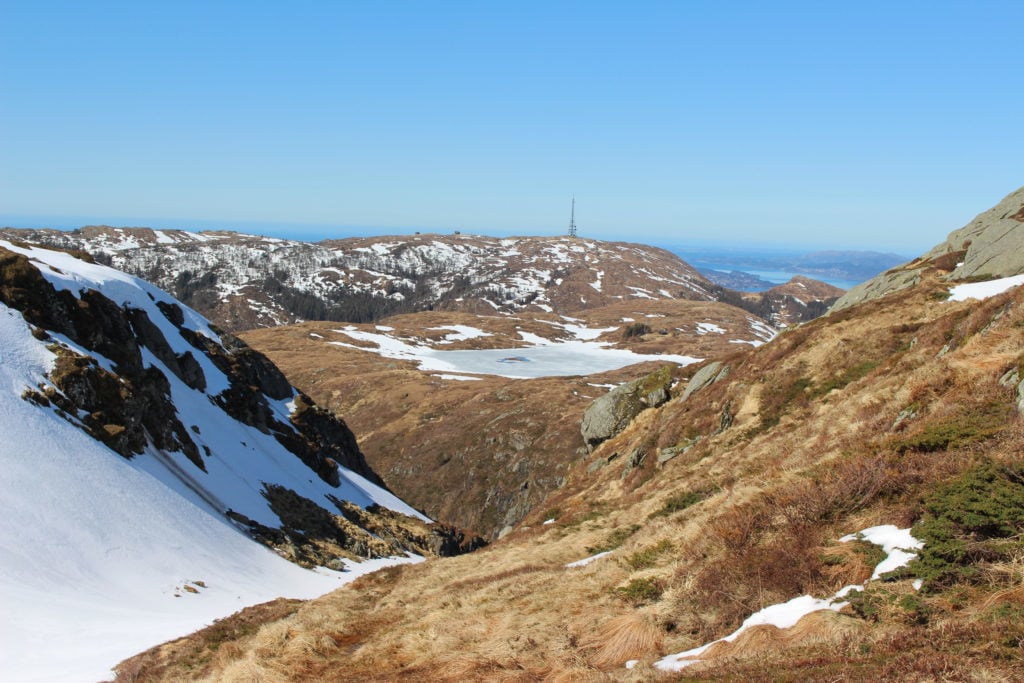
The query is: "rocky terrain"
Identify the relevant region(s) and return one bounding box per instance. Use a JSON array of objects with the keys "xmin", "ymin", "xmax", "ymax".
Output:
[
  {"xmin": 751, "ymin": 276, "xmax": 844, "ymax": 327},
  {"xmin": 0, "ymin": 228, "xmax": 723, "ymax": 331},
  {"xmin": 0, "ymin": 239, "xmax": 484, "ymax": 563},
  {"xmin": 114, "ymin": 186, "xmax": 1024, "ymax": 682},
  {"xmin": 0, "ymin": 227, "xmax": 846, "ymax": 335}
]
